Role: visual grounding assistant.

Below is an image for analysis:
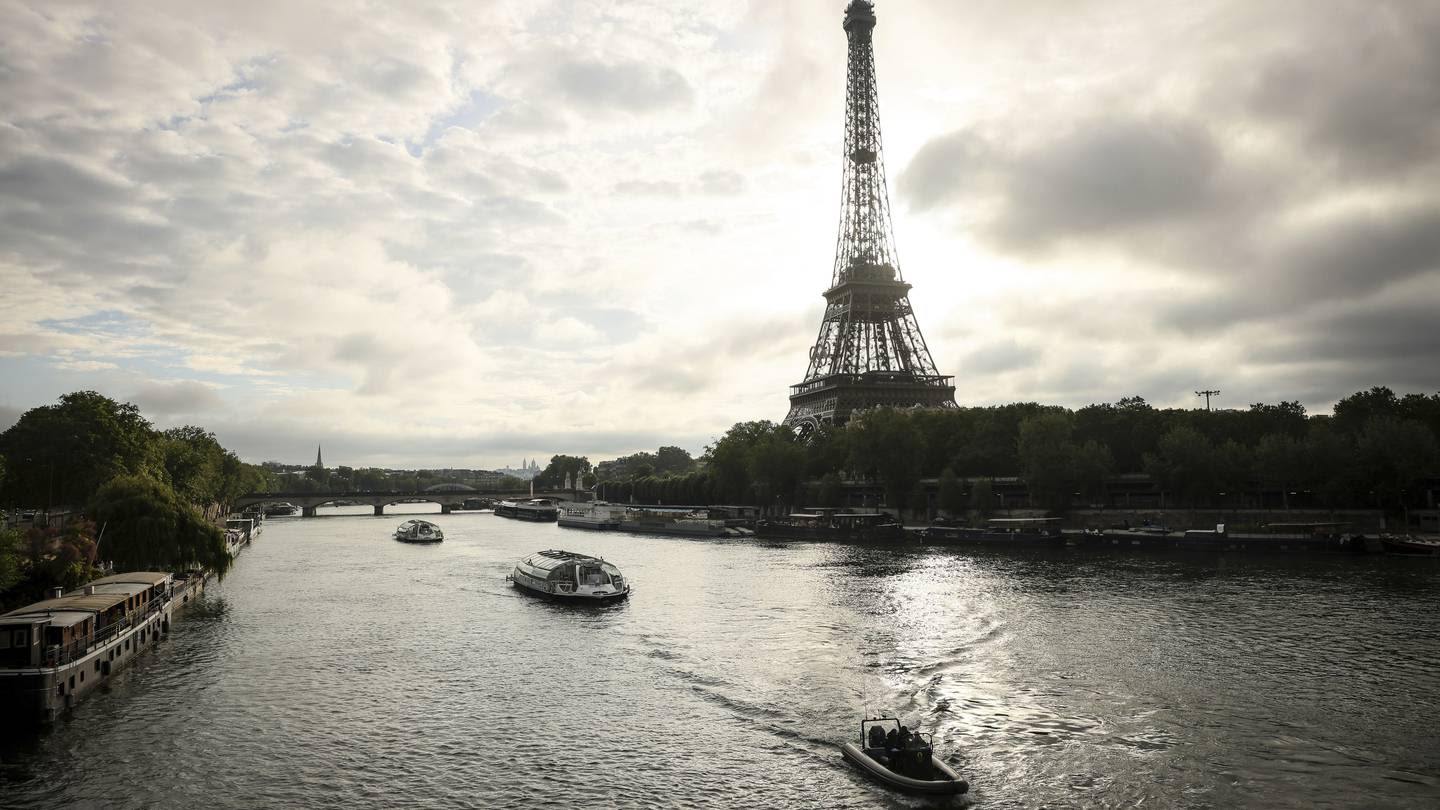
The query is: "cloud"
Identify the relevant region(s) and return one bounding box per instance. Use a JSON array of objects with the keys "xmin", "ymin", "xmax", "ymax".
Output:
[
  {"xmin": 3, "ymin": 0, "xmax": 1440, "ymax": 468},
  {"xmin": 128, "ymin": 380, "xmax": 225, "ymax": 418},
  {"xmin": 545, "ymin": 57, "xmax": 693, "ymax": 115}
]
